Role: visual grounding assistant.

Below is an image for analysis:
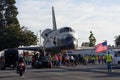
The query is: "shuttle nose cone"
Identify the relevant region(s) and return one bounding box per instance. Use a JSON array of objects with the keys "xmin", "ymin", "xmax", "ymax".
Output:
[
  {"xmin": 69, "ymin": 39, "xmax": 78, "ymax": 49},
  {"xmin": 64, "ymin": 37, "xmax": 78, "ymax": 49}
]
